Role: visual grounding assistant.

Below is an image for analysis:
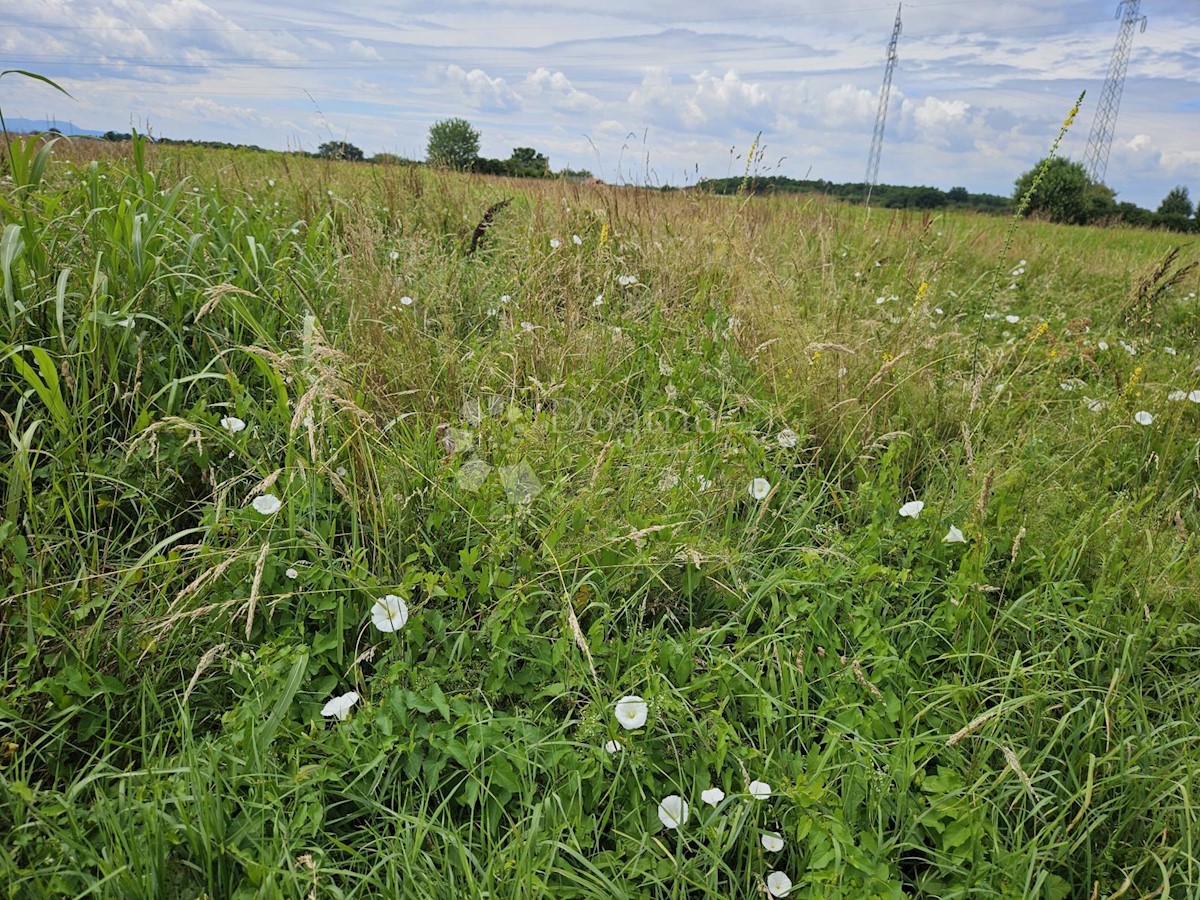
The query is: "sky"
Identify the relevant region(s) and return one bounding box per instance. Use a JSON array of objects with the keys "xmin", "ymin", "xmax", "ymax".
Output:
[{"xmin": 4, "ymin": 0, "xmax": 1198, "ymax": 208}]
